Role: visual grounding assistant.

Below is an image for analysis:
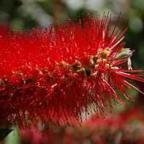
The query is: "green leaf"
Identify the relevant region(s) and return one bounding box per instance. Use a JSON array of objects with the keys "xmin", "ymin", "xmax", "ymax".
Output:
[{"xmin": 0, "ymin": 128, "xmax": 12, "ymax": 141}]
